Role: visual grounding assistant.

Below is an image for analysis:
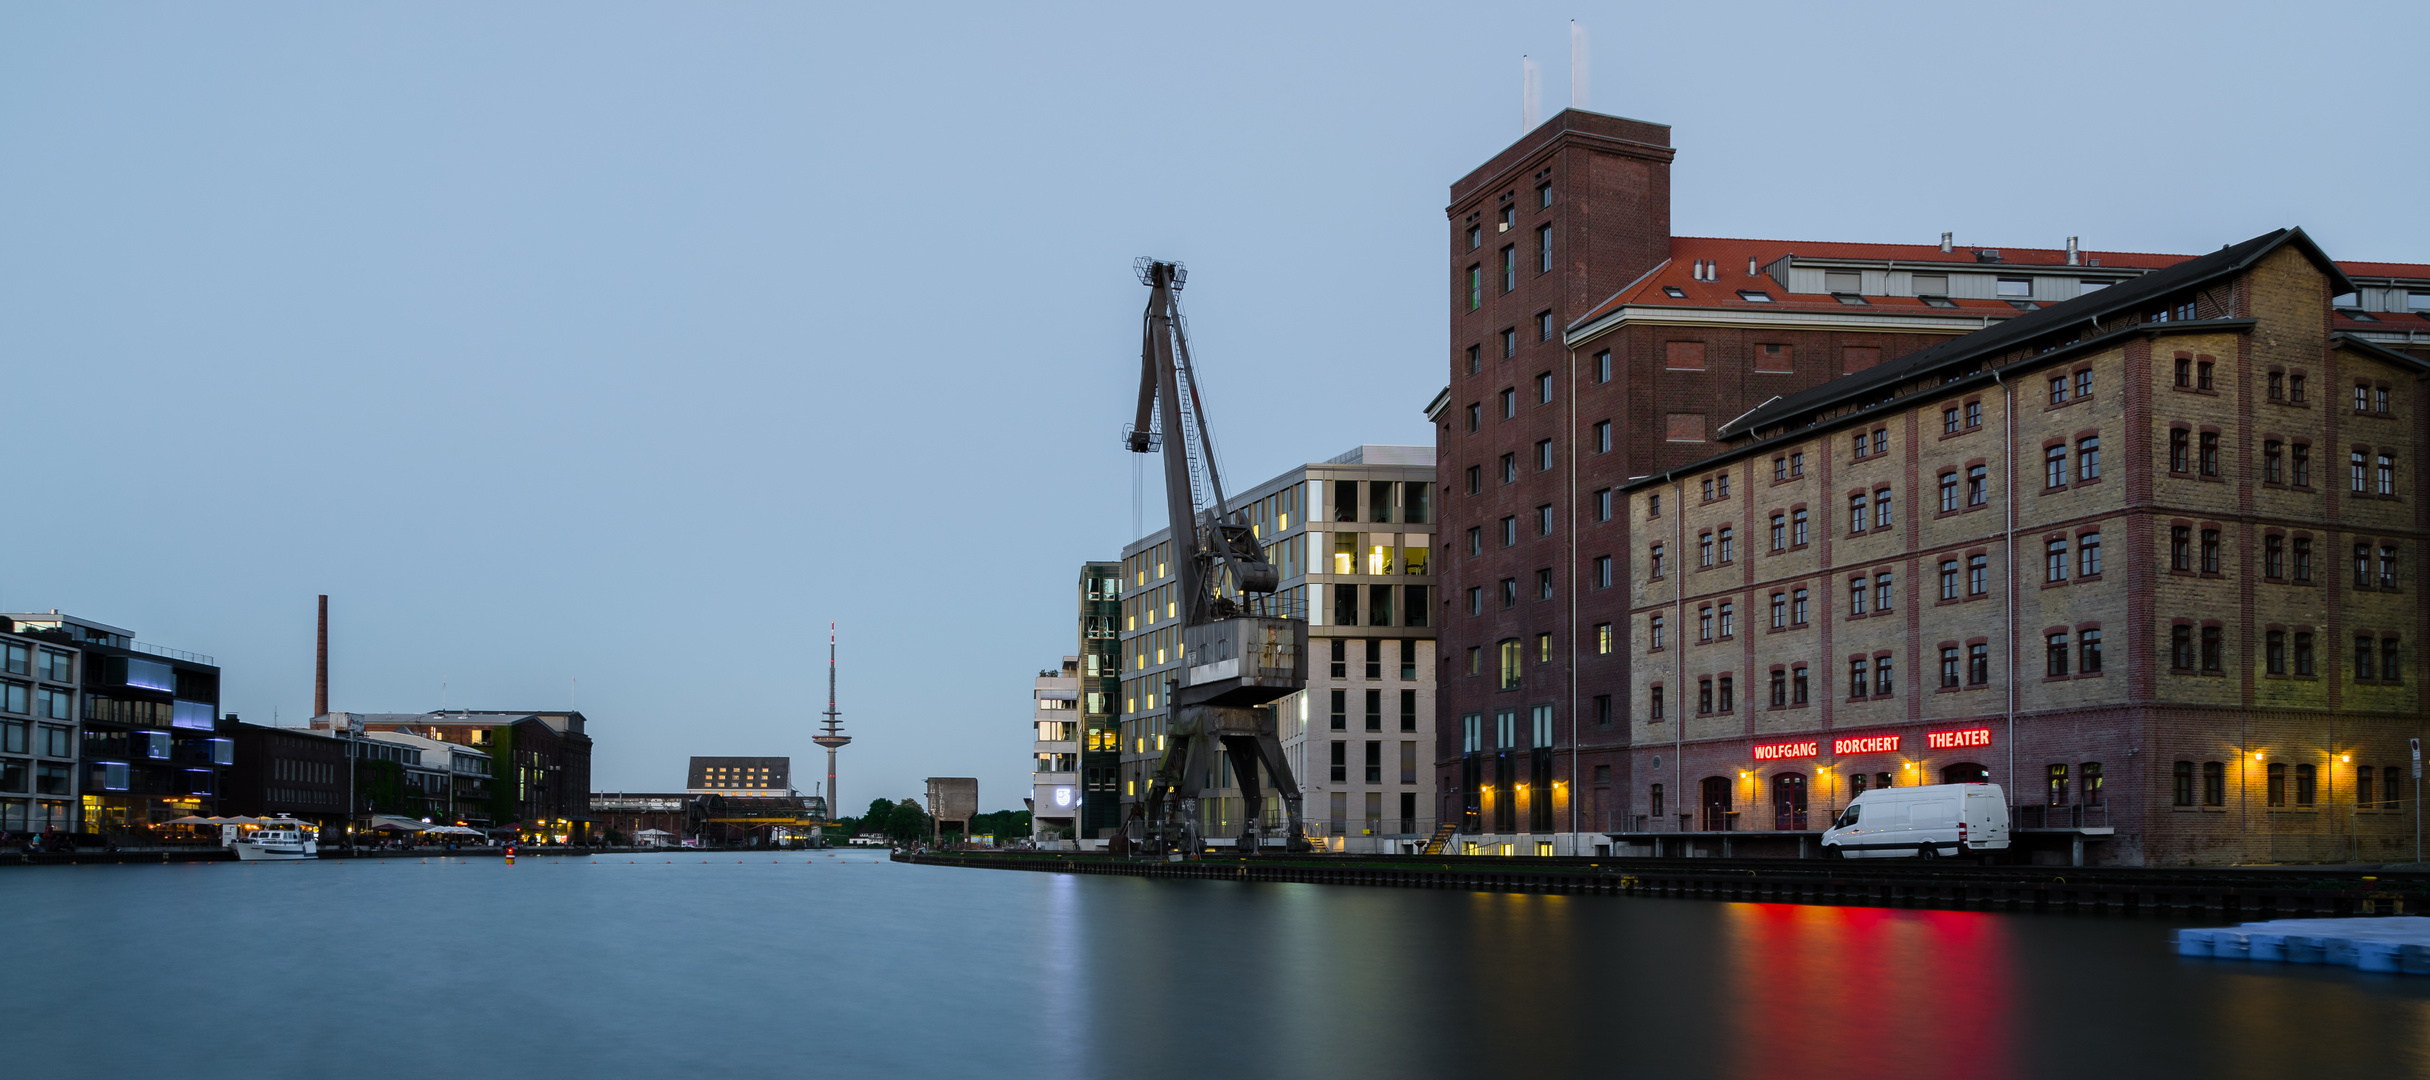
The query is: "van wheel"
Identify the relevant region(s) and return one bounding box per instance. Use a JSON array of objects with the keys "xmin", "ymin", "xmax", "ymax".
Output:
[
  {"xmin": 1916, "ymin": 843, "xmax": 1939, "ymax": 860},
  {"xmin": 1823, "ymin": 844, "xmax": 1844, "ymax": 859}
]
